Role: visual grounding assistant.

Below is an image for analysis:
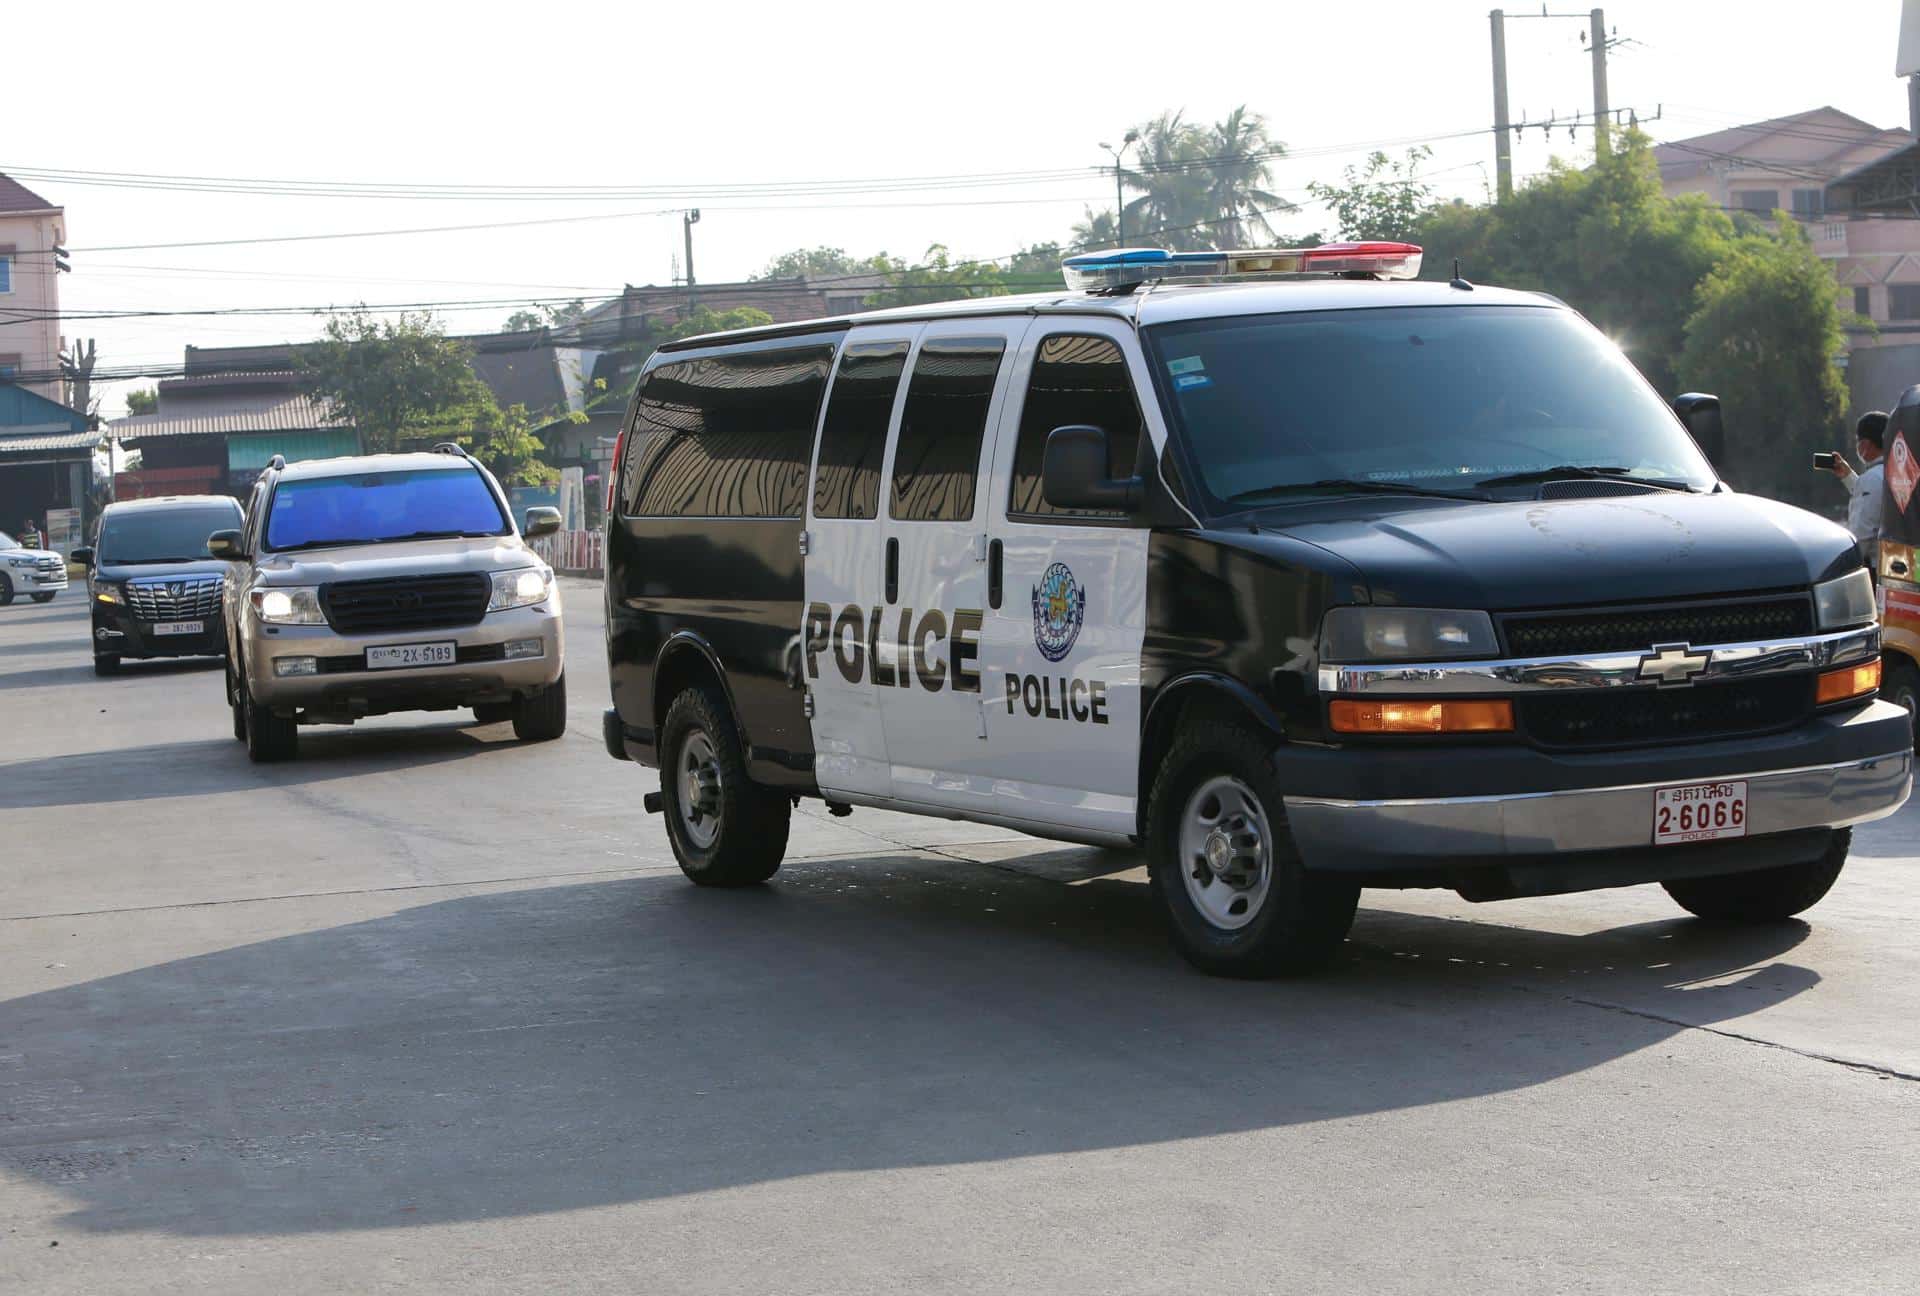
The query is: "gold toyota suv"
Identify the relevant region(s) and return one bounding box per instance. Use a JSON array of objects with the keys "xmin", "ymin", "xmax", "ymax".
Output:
[{"xmin": 213, "ymin": 446, "xmax": 566, "ymax": 762}]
